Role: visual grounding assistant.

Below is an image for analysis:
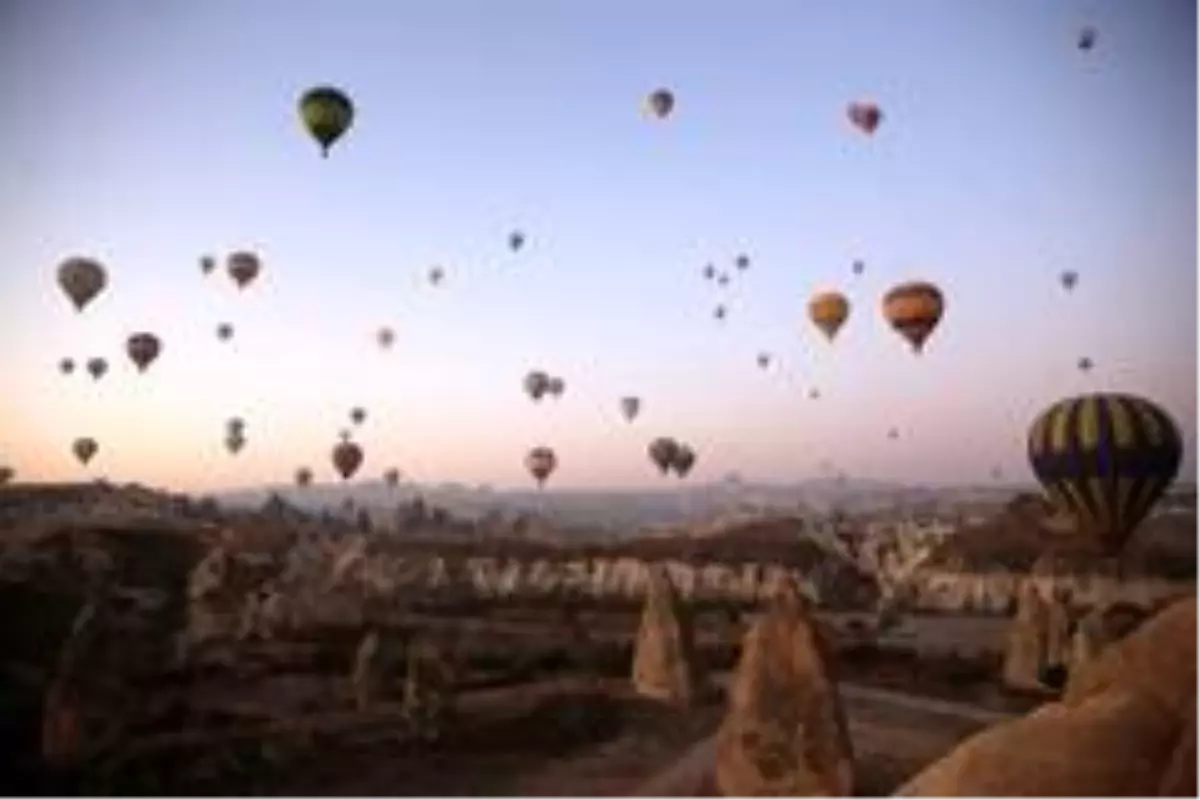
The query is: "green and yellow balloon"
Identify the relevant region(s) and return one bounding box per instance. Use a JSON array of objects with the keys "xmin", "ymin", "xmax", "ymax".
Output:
[
  {"xmin": 298, "ymin": 86, "xmax": 355, "ymax": 158},
  {"xmin": 1027, "ymin": 393, "xmax": 1183, "ymax": 555}
]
